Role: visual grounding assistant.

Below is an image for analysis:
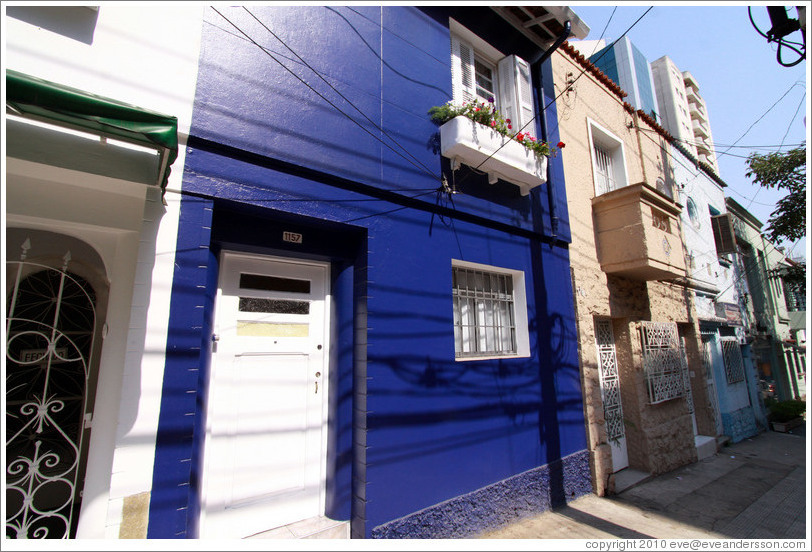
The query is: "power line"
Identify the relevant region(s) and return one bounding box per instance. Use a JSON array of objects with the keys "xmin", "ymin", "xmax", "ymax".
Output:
[
  {"xmin": 241, "ymin": 6, "xmax": 441, "ymax": 182},
  {"xmin": 588, "ymin": 7, "xmax": 617, "ymax": 57},
  {"xmin": 211, "ymin": 6, "xmax": 446, "ymax": 189},
  {"xmin": 779, "ymin": 92, "xmax": 806, "ymax": 148},
  {"xmin": 716, "ymin": 81, "xmax": 805, "ymax": 160},
  {"xmin": 470, "ymin": 6, "xmax": 655, "ymax": 173}
]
